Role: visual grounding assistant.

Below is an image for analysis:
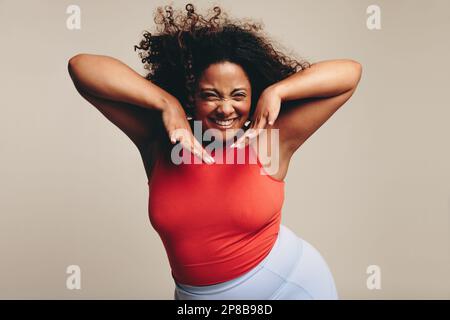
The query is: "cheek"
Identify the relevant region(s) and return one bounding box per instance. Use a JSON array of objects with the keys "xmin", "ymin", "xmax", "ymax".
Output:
[
  {"xmin": 194, "ymin": 103, "xmax": 213, "ymax": 118},
  {"xmin": 238, "ymin": 102, "xmax": 252, "ymax": 116}
]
